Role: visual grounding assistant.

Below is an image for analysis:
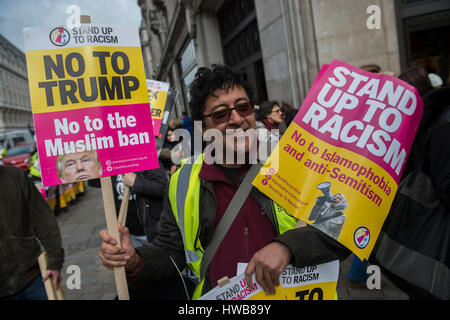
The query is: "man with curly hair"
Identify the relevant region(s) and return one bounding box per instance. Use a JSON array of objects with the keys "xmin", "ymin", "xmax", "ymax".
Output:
[{"xmin": 99, "ymin": 65, "xmax": 350, "ymax": 299}]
